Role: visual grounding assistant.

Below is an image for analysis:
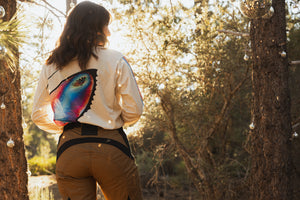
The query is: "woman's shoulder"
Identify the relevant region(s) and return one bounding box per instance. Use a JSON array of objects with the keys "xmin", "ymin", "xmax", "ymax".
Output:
[
  {"xmin": 96, "ymin": 47, "xmax": 124, "ymax": 60},
  {"xmin": 42, "ymin": 63, "xmax": 59, "ymax": 77}
]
